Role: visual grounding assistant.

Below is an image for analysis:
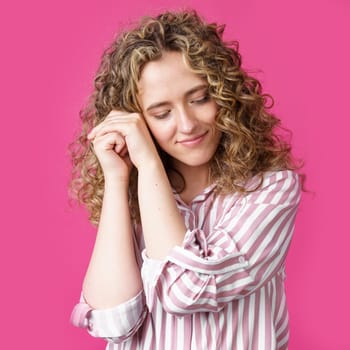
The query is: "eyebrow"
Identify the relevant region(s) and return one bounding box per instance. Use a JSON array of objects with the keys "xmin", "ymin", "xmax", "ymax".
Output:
[{"xmin": 145, "ymin": 84, "xmax": 208, "ymax": 112}]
